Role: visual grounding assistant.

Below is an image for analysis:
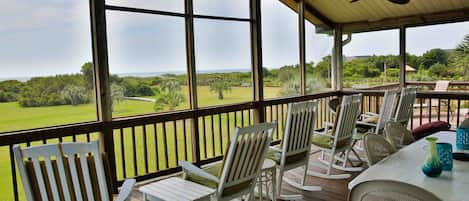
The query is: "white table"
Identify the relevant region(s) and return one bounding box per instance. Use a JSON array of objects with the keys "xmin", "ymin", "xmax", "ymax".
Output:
[
  {"xmin": 140, "ymin": 177, "xmax": 216, "ymax": 201},
  {"xmin": 349, "ymin": 131, "xmax": 469, "ymax": 201}
]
